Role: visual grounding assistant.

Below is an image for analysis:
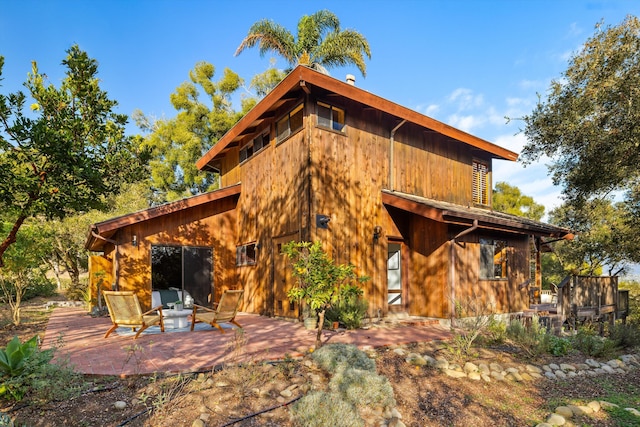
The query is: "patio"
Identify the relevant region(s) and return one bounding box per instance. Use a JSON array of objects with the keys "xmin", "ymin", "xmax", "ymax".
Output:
[{"xmin": 42, "ymin": 308, "xmax": 451, "ymax": 376}]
